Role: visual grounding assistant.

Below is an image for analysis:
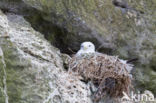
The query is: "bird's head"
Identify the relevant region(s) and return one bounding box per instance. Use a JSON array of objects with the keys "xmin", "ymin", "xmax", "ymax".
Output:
[
  {"xmin": 76, "ymin": 41, "xmax": 95, "ymax": 56},
  {"xmin": 80, "ymin": 41, "xmax": 95, "ymax": 52}
]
